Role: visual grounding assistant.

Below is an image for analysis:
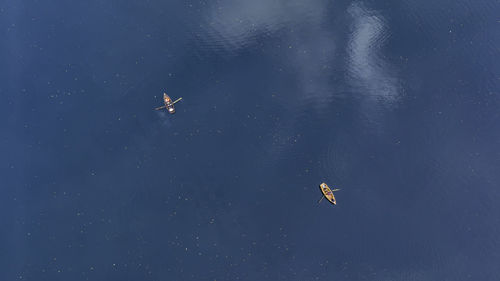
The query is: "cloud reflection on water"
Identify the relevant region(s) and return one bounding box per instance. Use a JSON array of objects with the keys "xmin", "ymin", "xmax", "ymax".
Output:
[
  {"xmin": 199, "ymin": 0, "xmax": 336, "ymax": 105},
  {"xmin": 194, "ymin": 0, "xmax": 403, "ymax": 172},
  {"xmin": 199, "ymin": 0, "xmax": 400, "ymax": 107},
  {"xmin": 347, "ymin": 2, "xmax": 400, "ymax": 106},
  {"xmin": 200, "ymin": 0, "xmax": 327, "ymax": 53}
]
